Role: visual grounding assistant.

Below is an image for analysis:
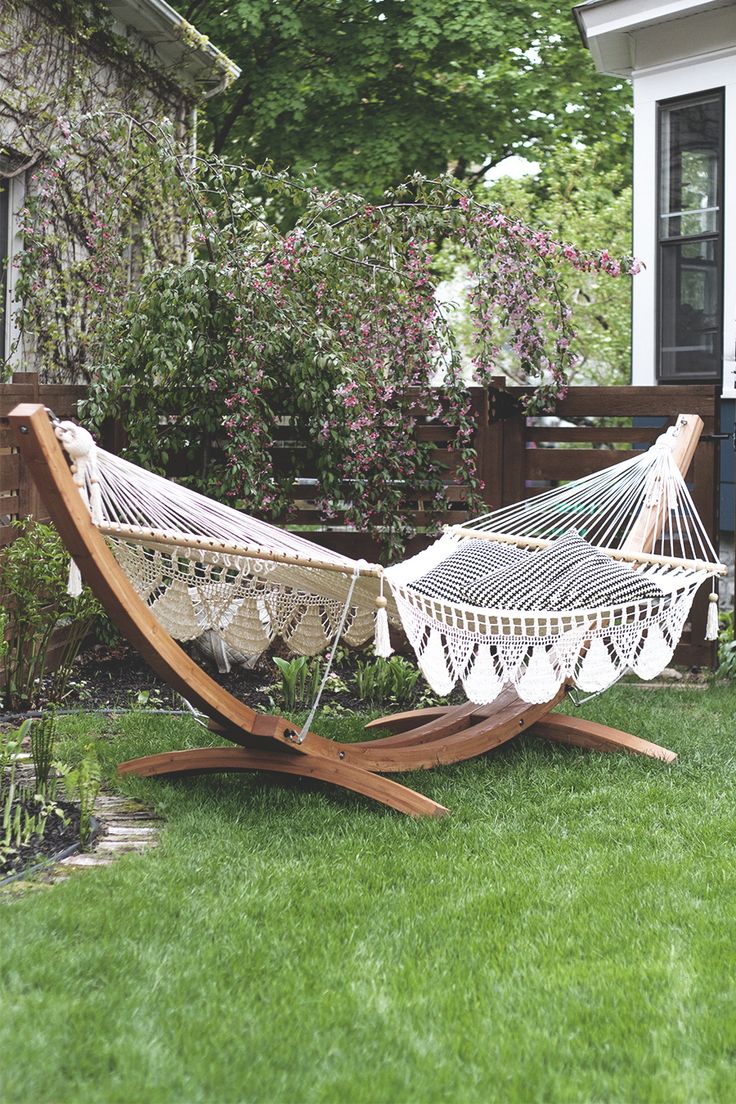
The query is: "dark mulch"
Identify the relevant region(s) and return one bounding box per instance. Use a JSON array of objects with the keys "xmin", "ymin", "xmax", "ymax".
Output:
[
  {"xmin": 60, "ymin": 642, "xmax": 294, "ymax": 713},
  {"xmin": 0, "ymin": 776, "xmax": 81, "ymax": 881},
  {"xmin": 53, "ymin": 641, "xmax": 462, "ymax": 716}
]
